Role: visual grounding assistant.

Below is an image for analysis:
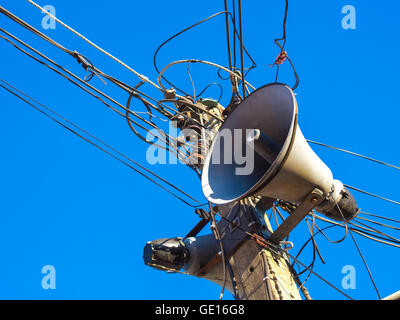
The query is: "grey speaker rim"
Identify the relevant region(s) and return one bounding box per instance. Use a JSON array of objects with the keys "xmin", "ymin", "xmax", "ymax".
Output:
[{"xmin": 201, "ymin": 83, "xmax": 299, "ymax": 204}]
